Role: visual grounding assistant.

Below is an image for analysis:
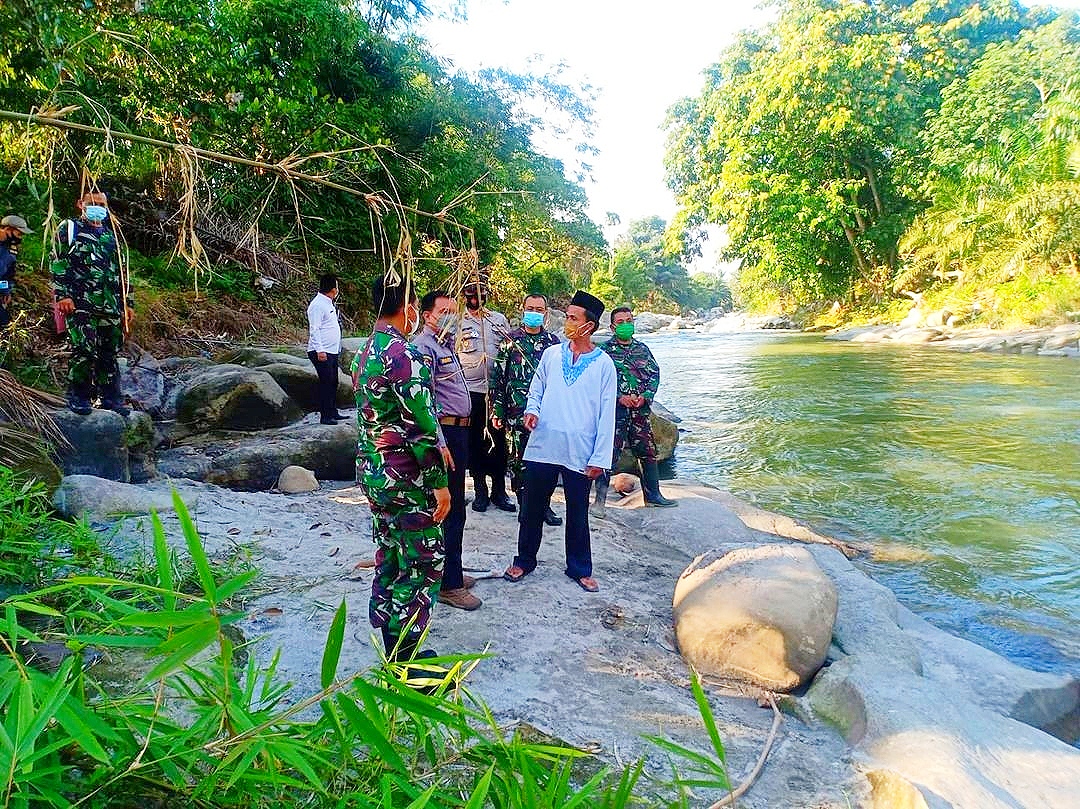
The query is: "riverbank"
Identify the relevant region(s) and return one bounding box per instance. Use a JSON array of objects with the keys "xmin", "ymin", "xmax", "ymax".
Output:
[
  {"xmin": 824, "ymin": 322, "xmax": 1080, "ymax": 356},
  {"xmin": 54, "ymin": 470, "xmax": 1079, "ymax": 808}
]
